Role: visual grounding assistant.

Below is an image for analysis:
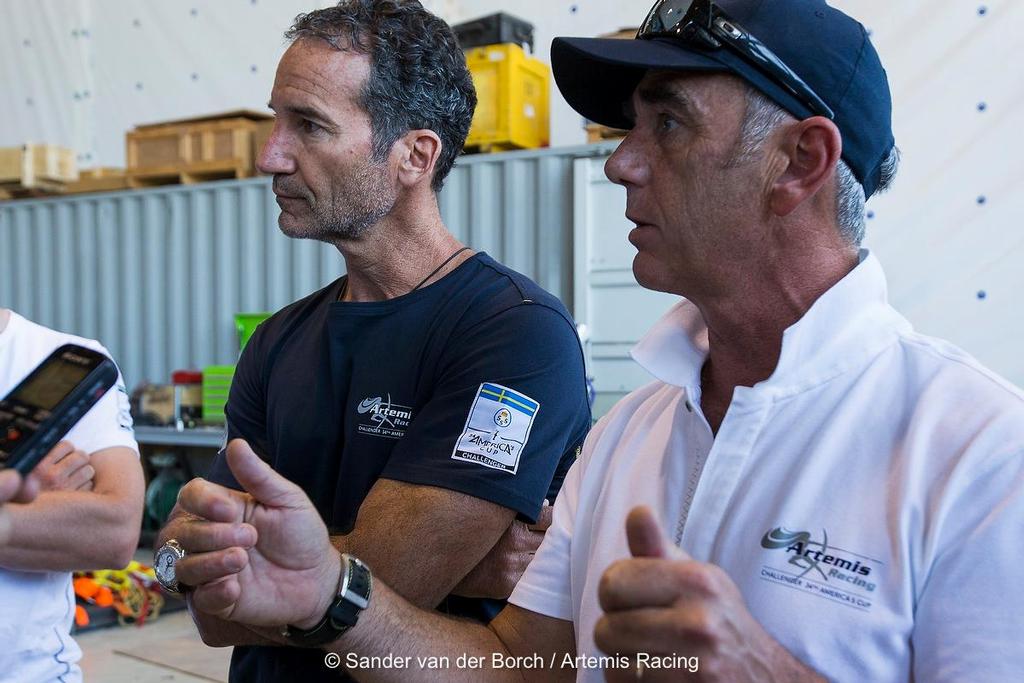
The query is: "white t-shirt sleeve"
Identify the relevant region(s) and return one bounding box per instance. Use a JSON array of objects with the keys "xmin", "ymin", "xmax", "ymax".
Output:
[
  {"xmin": 508, "ymin": 455, "xmax": 581, "ymax": 621},
  {"xmin": 910, "ymin": 448, "xmax": 1024, "ymax": 682},
  {"xmin": 63, "ymin": 346, "xmax": 138, "ymax": 456}
]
